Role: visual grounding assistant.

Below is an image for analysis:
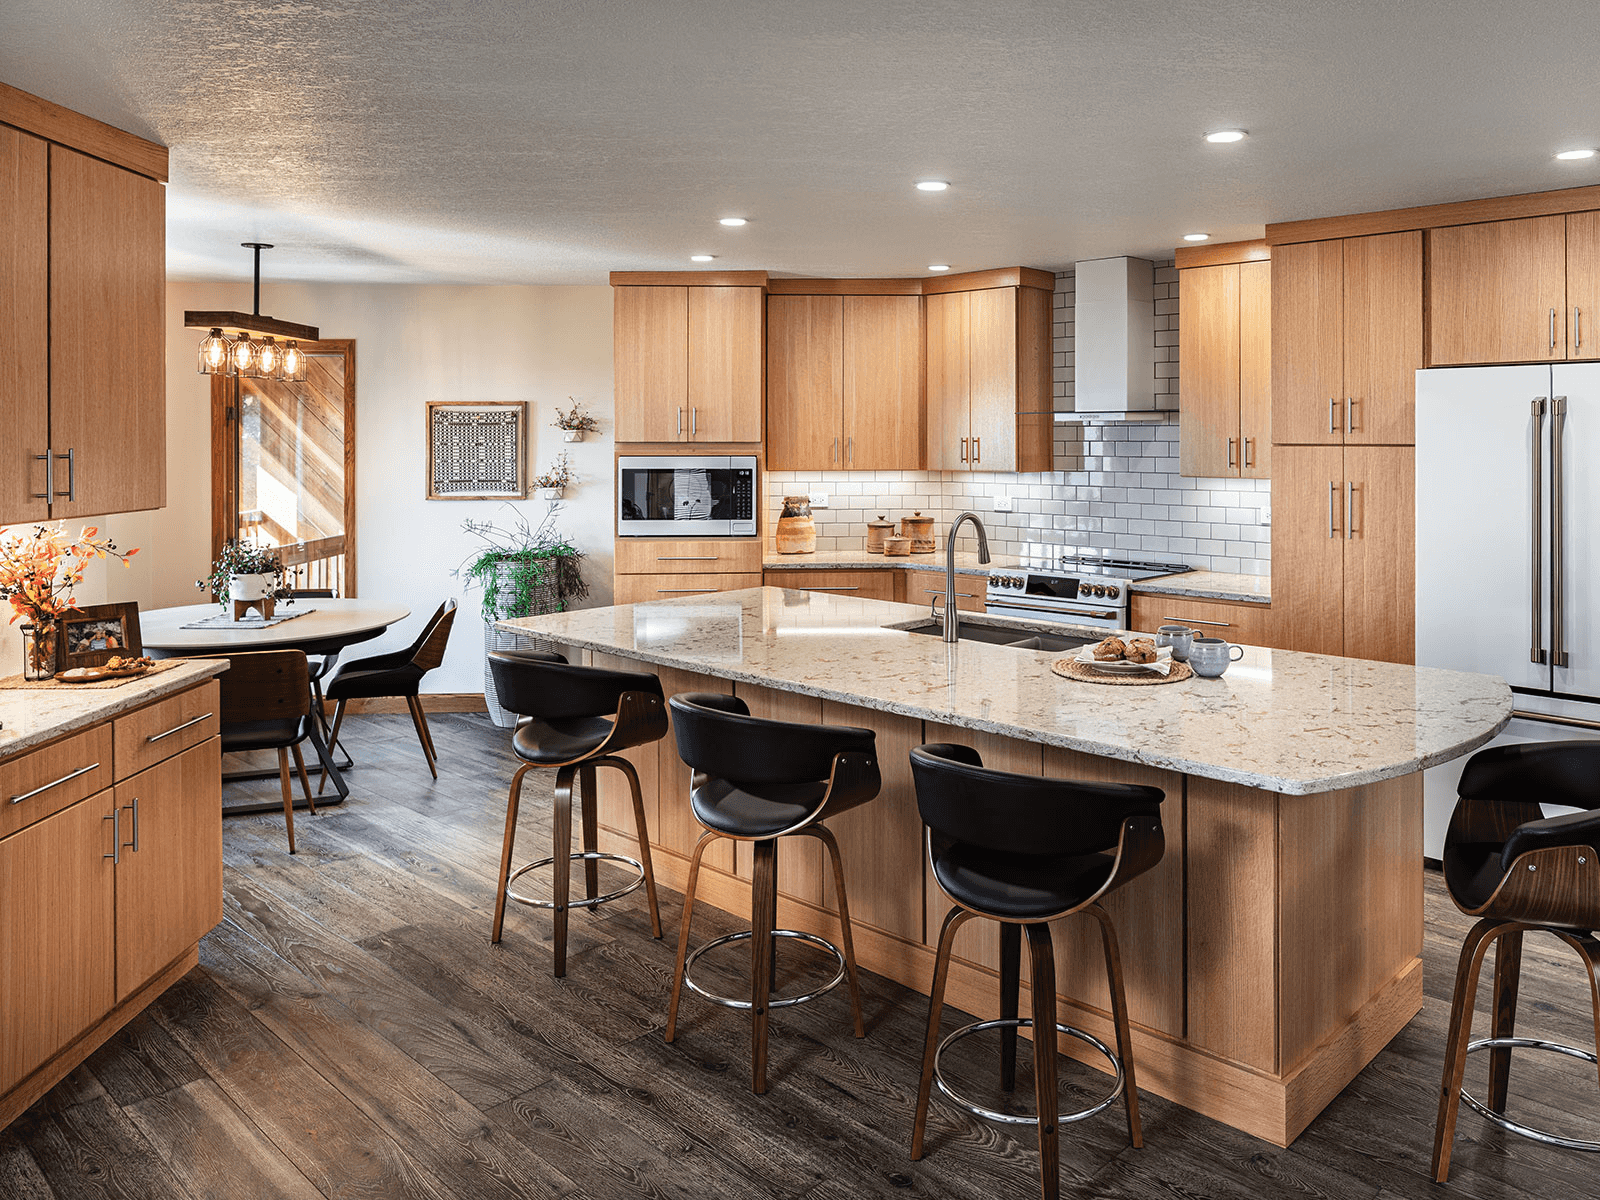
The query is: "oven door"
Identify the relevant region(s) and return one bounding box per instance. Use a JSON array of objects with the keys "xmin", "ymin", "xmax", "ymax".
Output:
[
  {"xmin": 983, "ymin": 596, "xmax": 1126, "ymax": 631},
  {"xmin": 617, "ymin": 456, "xmax": 757, "ymax": 538}
]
